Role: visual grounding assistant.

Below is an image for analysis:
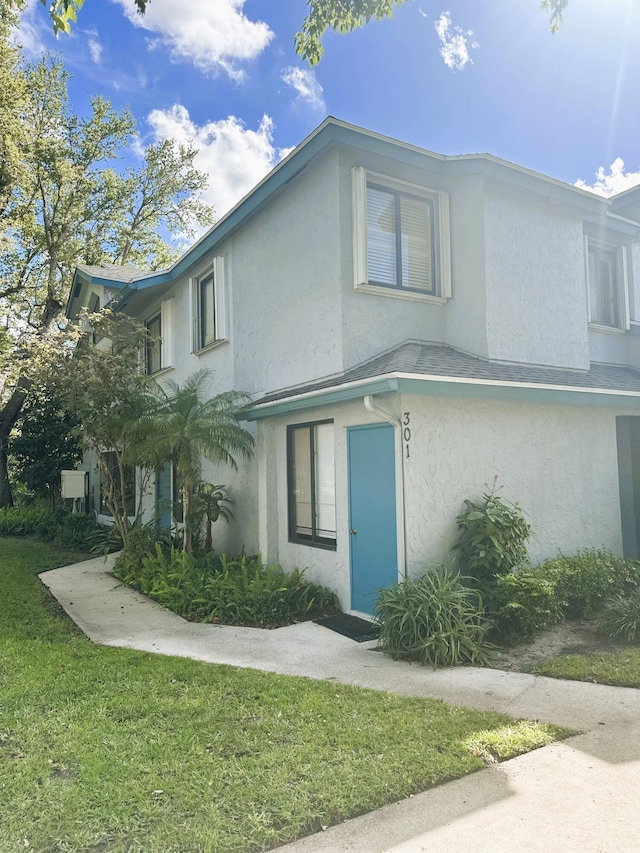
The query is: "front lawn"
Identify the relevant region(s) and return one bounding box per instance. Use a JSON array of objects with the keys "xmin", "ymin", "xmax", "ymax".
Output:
[
  {"xmin": 530, "ymin": 648, "xmax": 640, "ymax": 688},
  {"xmin": 0, "ymin": 538, "xmax": 566, "ymax": 852}
]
